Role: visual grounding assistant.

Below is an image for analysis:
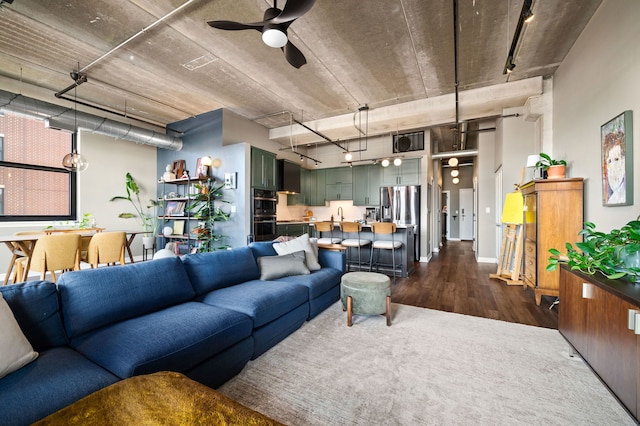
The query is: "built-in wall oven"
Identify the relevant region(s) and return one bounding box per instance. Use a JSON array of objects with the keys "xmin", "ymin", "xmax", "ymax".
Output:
[{"xmin": 252, "ymin": 188, "xmax": 277, "ymax": 241}]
